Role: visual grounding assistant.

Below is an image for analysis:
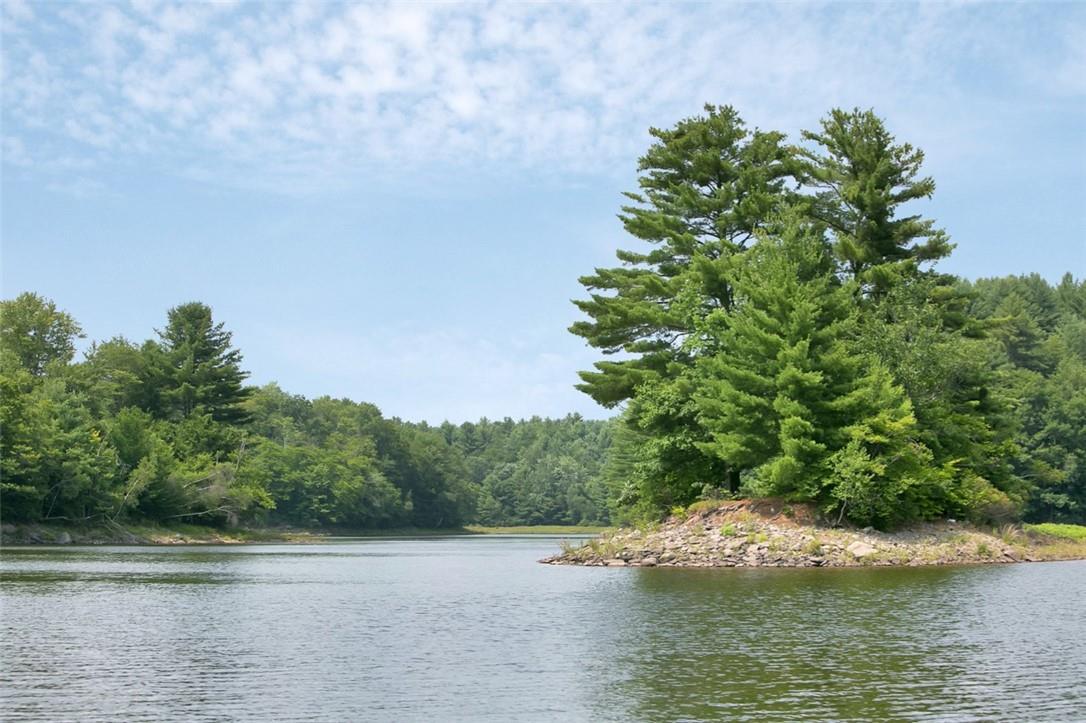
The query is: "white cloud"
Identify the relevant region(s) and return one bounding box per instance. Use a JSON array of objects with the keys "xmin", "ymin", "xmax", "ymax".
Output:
[{"xmin": 1, "ymin": 2, "xmax": 1082, "ymax": 194}]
